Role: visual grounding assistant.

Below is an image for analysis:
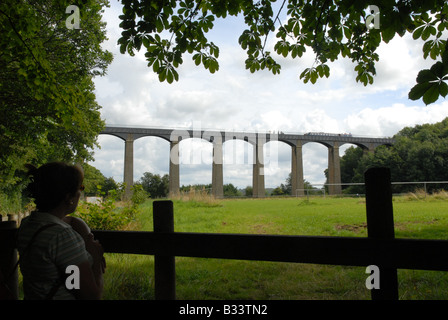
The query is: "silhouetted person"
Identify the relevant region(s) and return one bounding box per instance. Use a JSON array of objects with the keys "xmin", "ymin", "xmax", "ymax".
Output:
[{"xmin": 17, "ymin": 162, "xmax": 105, "ymax": 299}]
